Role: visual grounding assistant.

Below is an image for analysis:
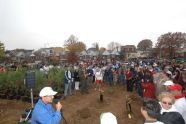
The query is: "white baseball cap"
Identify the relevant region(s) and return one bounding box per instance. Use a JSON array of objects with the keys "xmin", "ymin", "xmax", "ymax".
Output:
[
  {"xmin": 166, "ymin": 70, "xmax": 172, "ymax": 75},
  {"xmin": 100, "ymin": 112, "xmax": 117, "ymax": 124},
  {"xmin": 163, "ymin": 80, "xmax": 174, "ymax": 86},
  {"xmin": 39, "ymin": 87, "xmax": 57, "ymax": 97},
  {"xmin": 153, "ymin": 63, "xmax": 157, "ymax": 67}
]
